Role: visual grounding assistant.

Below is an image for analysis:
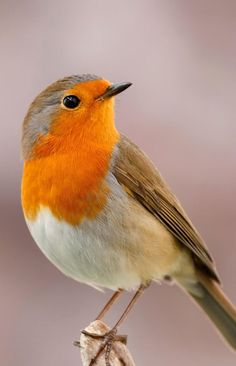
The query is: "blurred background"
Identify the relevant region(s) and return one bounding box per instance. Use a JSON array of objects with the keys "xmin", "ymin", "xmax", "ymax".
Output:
[{"xmin": 0, "ymin": 1, "xmax": 236, "ymax": 365}]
